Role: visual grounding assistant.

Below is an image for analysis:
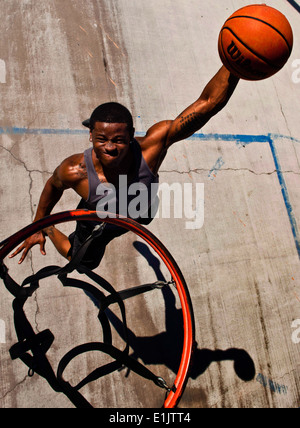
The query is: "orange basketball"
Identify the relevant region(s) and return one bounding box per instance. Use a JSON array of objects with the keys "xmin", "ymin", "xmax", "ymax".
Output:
[{"xmin": 218, "ymin": 4, "xmax": 293, "ymax": 80}]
